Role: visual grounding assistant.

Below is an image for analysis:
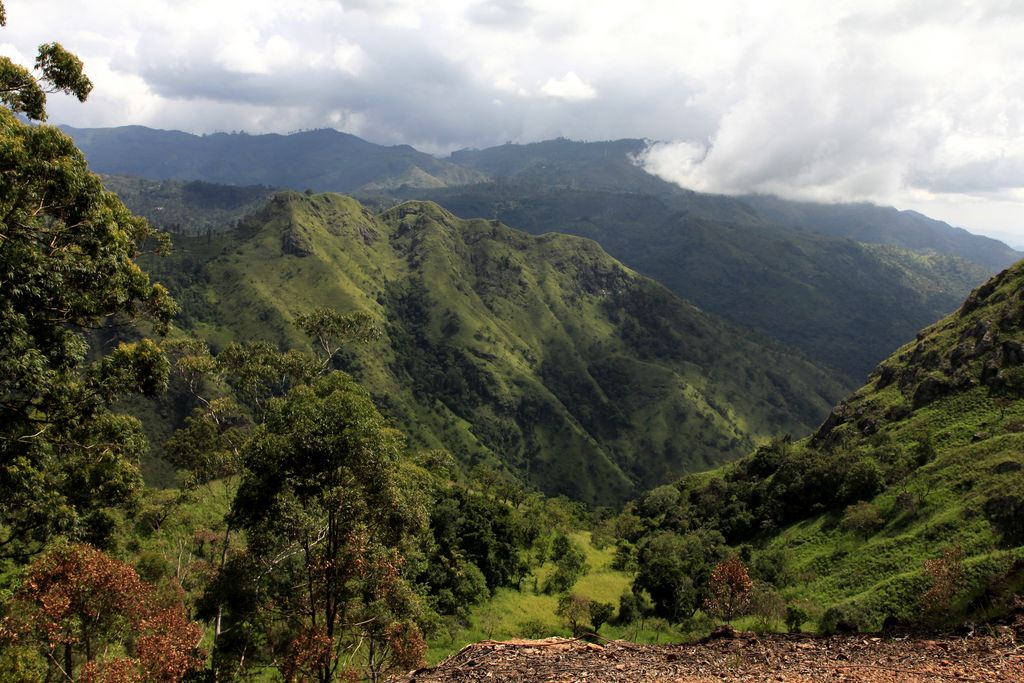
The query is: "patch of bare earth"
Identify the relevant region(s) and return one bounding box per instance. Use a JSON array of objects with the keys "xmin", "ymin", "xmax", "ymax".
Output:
[{"xmin": 398, "ymin": 628, "xmax": 1023, "ymax": 682}]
